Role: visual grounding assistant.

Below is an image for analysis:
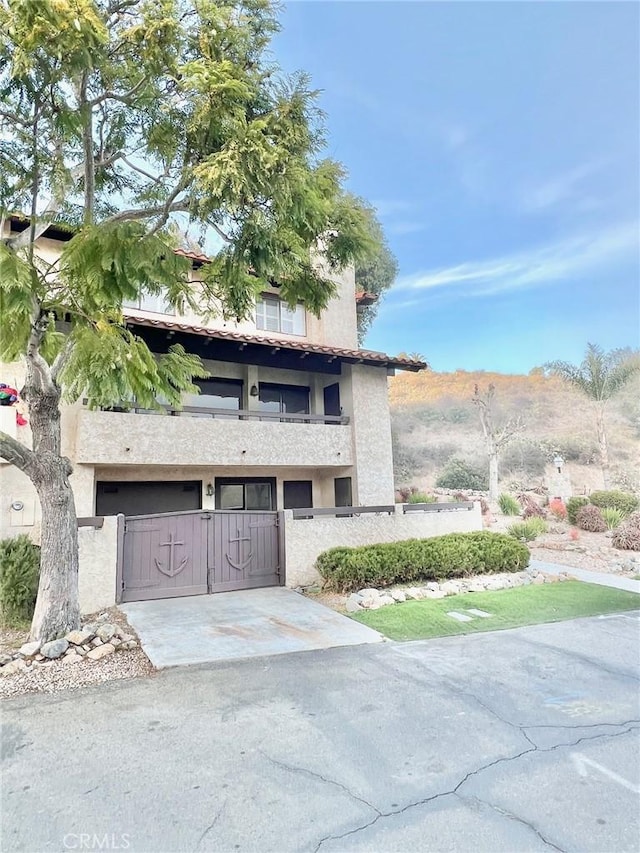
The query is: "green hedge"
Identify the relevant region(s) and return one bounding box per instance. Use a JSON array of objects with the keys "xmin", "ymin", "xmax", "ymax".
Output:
[
  {"xmin": 0, "ymin": 534, "xmax": 40, "ymax": 625},
  {"xmin": 566, "ymin": 496, "xmax": 589, "ymax": 525},
  {"xmin": 316, "ymin": 531, "xmax": 530, "ymax": 592},
  {"xmin": 588, "ymin": 491, "xmax": 639, "ymax": 516}
]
